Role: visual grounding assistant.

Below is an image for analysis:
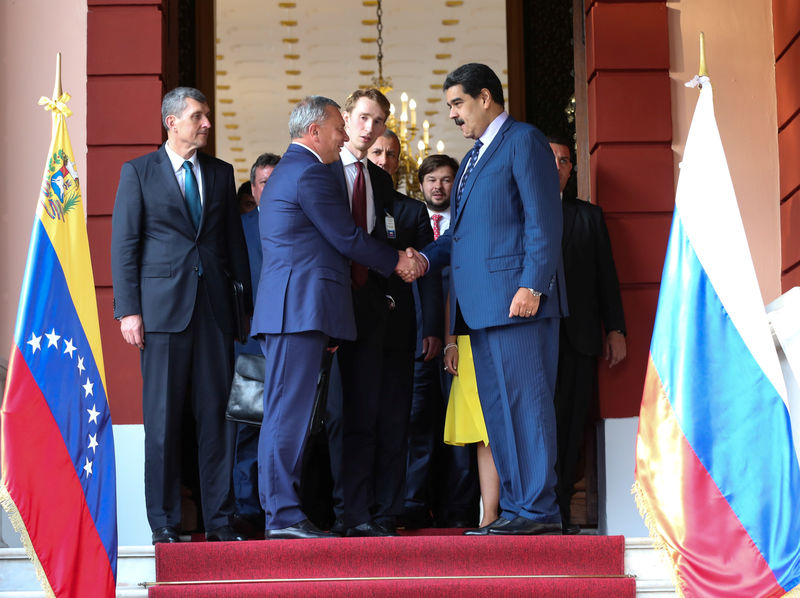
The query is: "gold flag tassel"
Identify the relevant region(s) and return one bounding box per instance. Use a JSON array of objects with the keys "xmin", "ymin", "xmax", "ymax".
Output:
[
  {"xmin": 685, "ymin": 32, "xmax": 710, "ymax": 90},
  {"xmin": 631, "ymin": 480, "xmax": 687, "ymax": 598}
]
